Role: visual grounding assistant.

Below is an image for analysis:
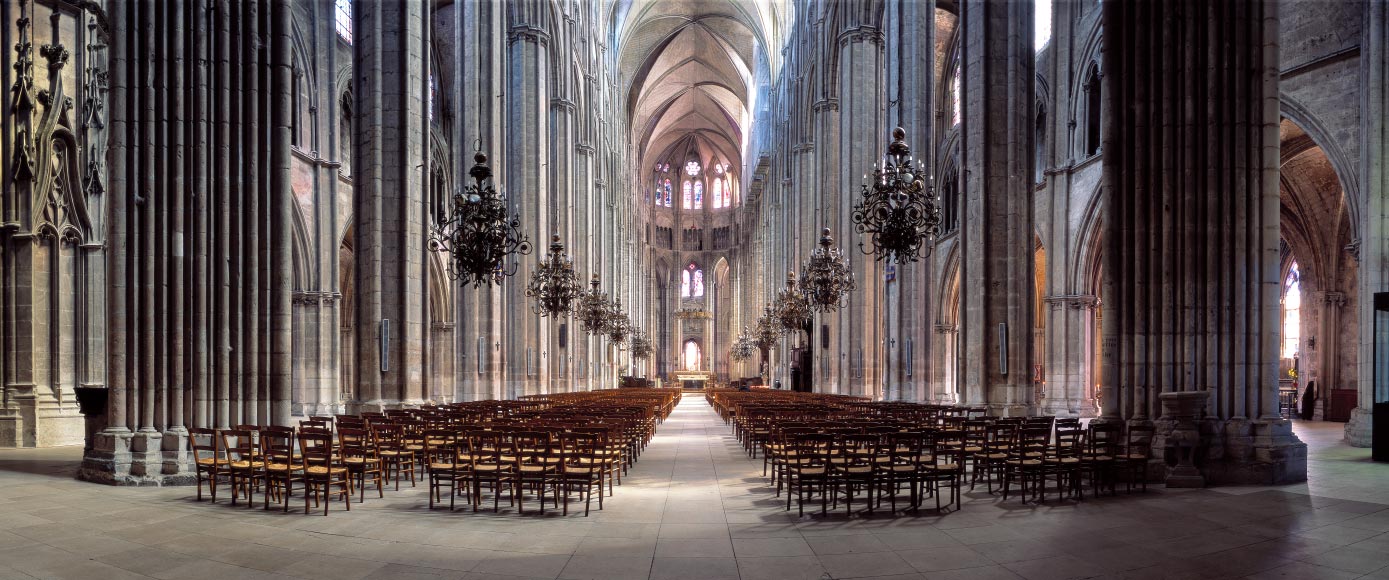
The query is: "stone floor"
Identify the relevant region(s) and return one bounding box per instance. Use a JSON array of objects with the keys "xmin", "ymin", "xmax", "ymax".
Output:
[{"xmin": 1, "ymin": 398, "xmax": 1388, "ymax": 580}]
